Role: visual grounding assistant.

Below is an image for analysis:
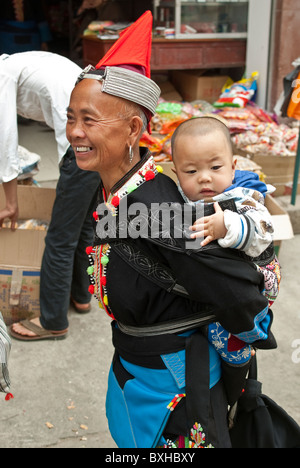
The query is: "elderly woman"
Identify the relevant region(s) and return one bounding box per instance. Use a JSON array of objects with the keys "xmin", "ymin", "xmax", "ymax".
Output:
[{"xmin": 66, "ymin": 12, "xmax": 275, "ymax": 449}]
